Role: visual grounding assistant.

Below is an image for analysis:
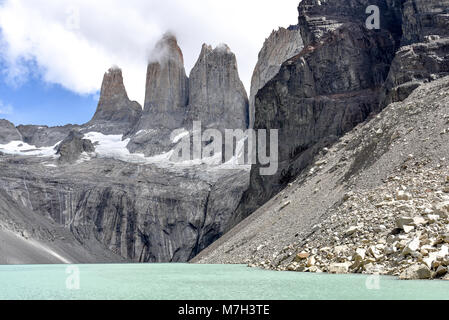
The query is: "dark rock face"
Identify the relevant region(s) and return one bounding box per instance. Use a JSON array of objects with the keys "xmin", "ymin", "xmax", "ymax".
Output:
[
  {"xmin": 0, "ymin": 120, "xmax": 22, "ymax": 144},
  {"xmin": 128, "ymin": 34, "xmax": 250, "ymax": 157},
  {"xmin": 186, "ymin": 44, "xmax": 248, "ymax": 130},
  {"xmin": 236, "ymin": 0, "xmax": 449, "ymax": 221},
  {"xmin": 87, "ymin": 68, "xmax": 142, "ymax": 135},
  {"xmin": 56, "ymin": 131, "xmax": 95, "ymax": 163},
  {"xmin": 127, "ymin": 34, "xmax": 190, "ymax": 156},
  {"xmin": 17, "ymin": 124, "xmax": 81, "ymax": 148},
  {"xmin": 140, "ymin": 33, "xmax": 189, "ymax": 130},
  {"xmin": 236, "ymin": 3, "xmax": 399, "ymax": 219},
  {"xmin": 0, "ymin": 32, "xmax": 252, "ymax": 263},
  {"xmin": 401, "ymin": 0, "xmax": 449, "ymax": 45},
  {"xmin": 382, "ymin": 0, "xmax": 449, "ymax": 105},
  {"xmin": 0, "ymin": 154, "xmax": 248, "ymax": 262},
  {"xmin": 382, "ymin": 38, "xmax": 449, "ymax": 105},
  {"xmin": 249, "ymin": 26, "xmax": 304, "ymax": 128}
]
